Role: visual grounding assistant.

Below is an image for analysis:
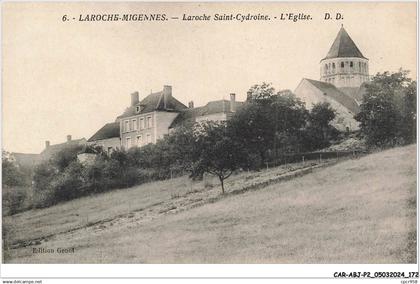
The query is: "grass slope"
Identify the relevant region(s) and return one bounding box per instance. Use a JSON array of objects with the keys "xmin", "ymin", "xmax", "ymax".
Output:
[{"xmin": 4, "ymin": 145, "xmax": 416, "ymax": 263}]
